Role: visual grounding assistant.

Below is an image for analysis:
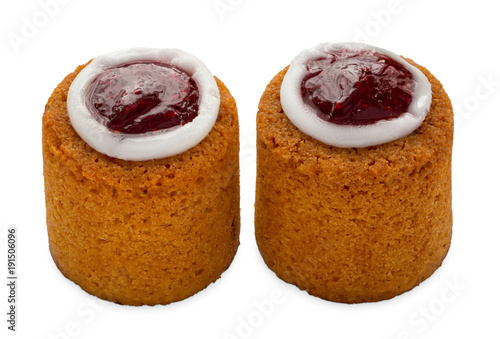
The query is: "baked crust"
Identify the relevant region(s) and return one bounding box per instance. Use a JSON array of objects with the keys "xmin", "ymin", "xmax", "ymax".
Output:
[
  {"xmin": 255, "ymin": 60, "xmax": 453, "ymax": 303},
  {"xmin": 43, "ymin": 62, "xmax": 240, "ymax": 306}
]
